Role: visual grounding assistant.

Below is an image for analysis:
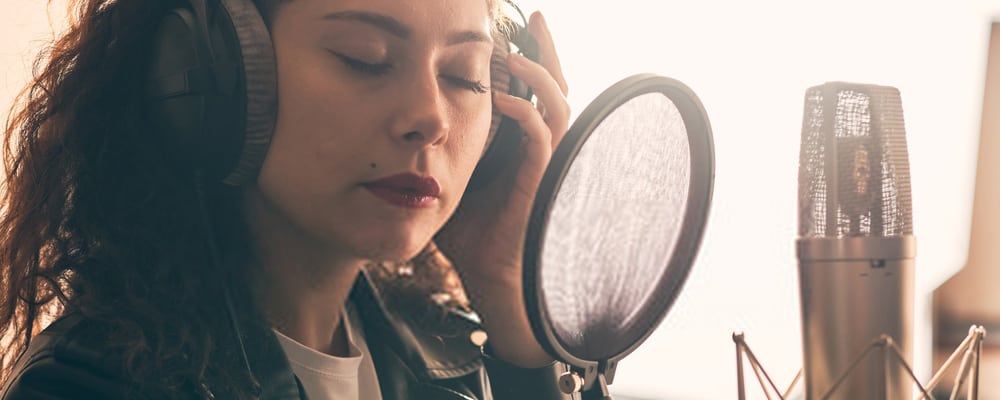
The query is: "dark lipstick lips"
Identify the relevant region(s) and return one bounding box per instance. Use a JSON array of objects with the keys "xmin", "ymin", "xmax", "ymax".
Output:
[{"xmin": 362, "ymin": 173, "xmax": 440, "ymax": 208}]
